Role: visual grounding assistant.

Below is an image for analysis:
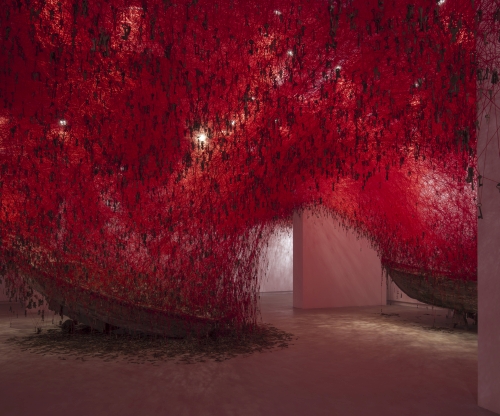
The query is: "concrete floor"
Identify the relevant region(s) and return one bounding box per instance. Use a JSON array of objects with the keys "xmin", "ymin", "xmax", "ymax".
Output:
[{"xmin": 0, "ymin": 292, "xmax": 495, "ymax": 416}]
